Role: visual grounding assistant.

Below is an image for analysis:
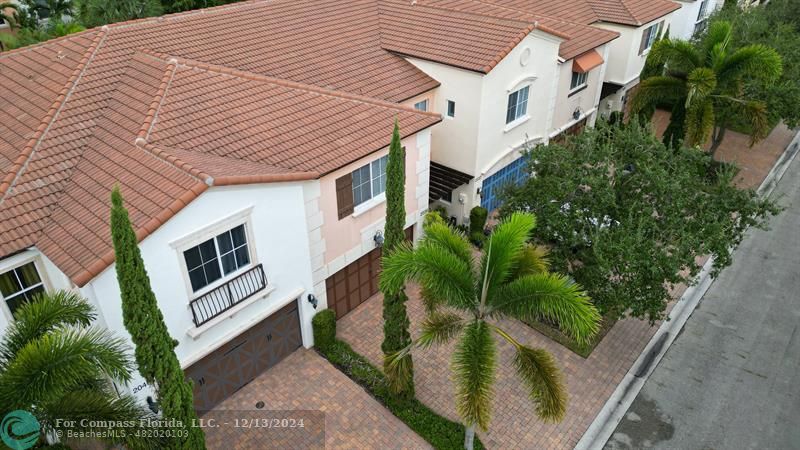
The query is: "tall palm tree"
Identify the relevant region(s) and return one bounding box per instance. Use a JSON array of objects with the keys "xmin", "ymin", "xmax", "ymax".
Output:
[
  {"xmin": 0, "ymin": 290, "xmax": 160, "ymax": 449},
  {"xmin": 381, "ymin": 212, "xmax": 601, "ymax": 450},
  {"xmin": 631, "ymin": 21, "xmax": 782, "ymax": 156}
]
